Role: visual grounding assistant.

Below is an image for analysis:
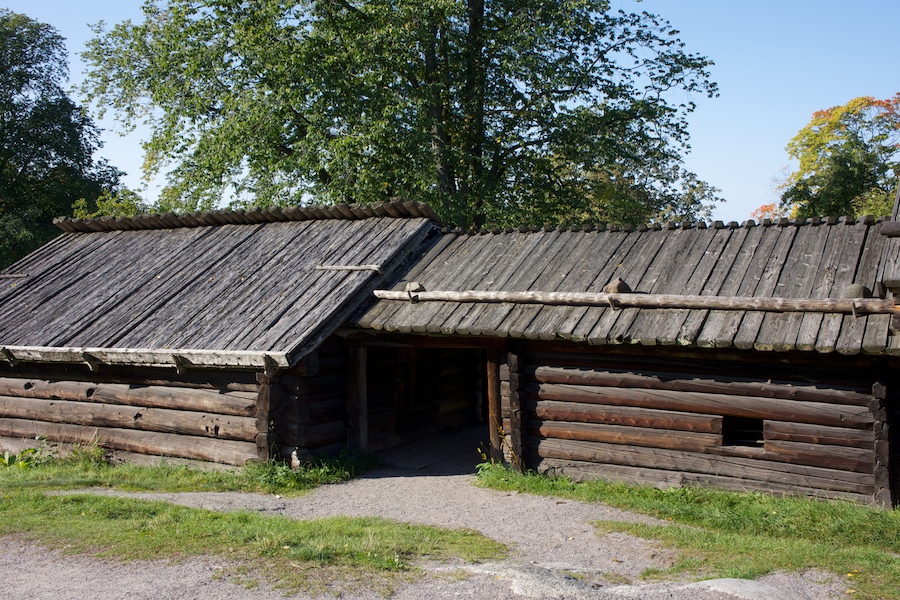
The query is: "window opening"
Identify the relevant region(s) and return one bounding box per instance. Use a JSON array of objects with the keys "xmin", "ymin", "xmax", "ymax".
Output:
[{"xmin": 722, "ymin": 416, "xmax": 764, "ymax": 447}]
